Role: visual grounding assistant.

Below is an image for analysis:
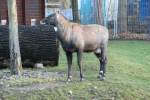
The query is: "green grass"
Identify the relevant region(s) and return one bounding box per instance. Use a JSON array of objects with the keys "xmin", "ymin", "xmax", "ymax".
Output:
[{"xmin": 1, "ymin": 40, "xmax": 150, "ymax": 100}]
